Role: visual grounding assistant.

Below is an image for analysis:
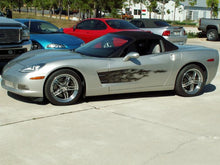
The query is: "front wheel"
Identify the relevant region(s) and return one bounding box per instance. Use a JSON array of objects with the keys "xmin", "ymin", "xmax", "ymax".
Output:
[
  {"xmin": 175, "ymin": 64, "xmax": 206, "ymax": 97},
  {"xmin": 44, "ymin": 69, "xmax": 83, "ymax": 105}
]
